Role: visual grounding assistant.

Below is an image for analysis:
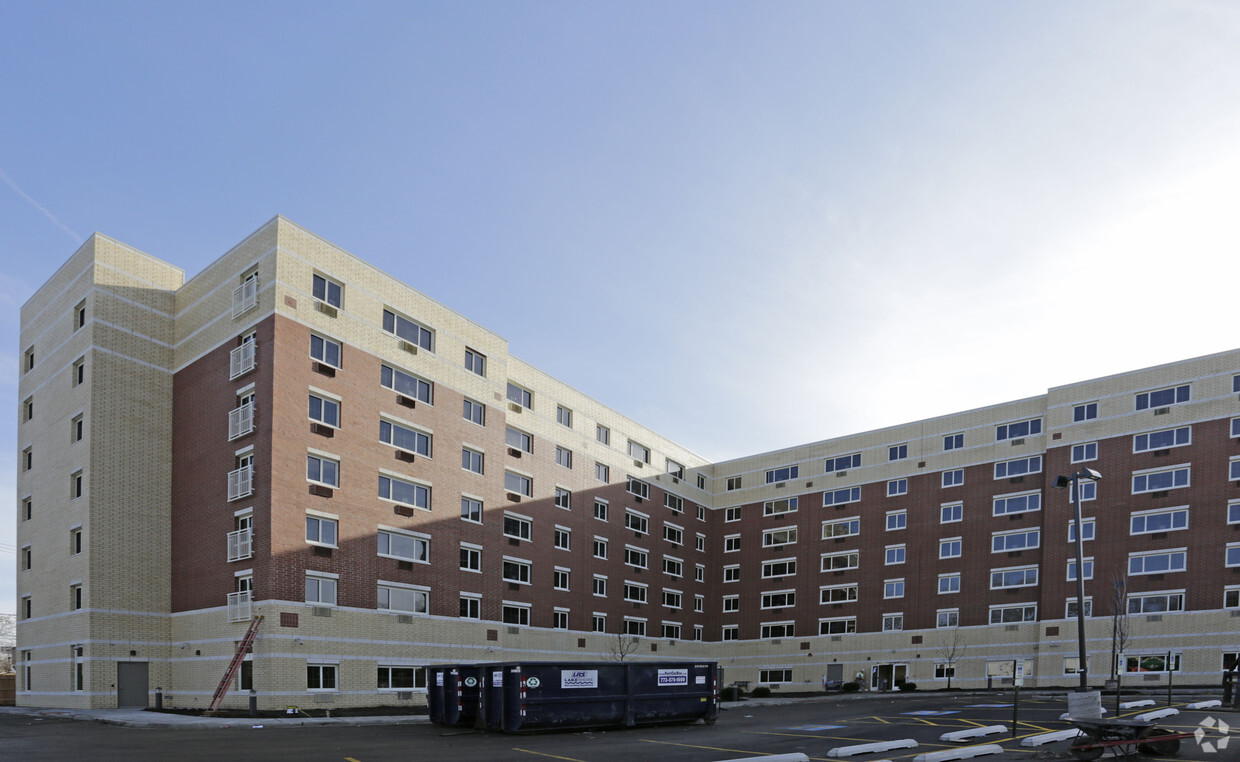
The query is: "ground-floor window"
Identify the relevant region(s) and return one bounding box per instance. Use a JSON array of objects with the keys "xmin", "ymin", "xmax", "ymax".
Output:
[
  {"xmin": 308, "ymin": 663, "xmax": 338, "ymax": 691},
  {"xmin": 759, "ymin": 669, "xmax": 792, "ymax": 683},
  {"xmin": 378, "ymin": 666, "xmax": 426, "ymax": 690}
]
